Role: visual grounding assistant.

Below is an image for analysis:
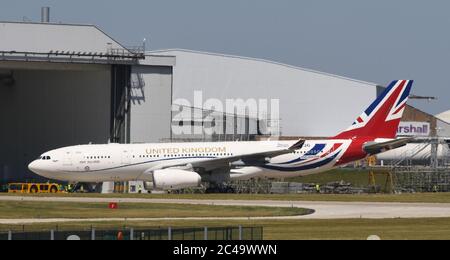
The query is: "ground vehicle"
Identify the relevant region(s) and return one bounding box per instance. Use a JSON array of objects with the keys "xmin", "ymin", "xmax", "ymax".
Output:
[
  {"xmin": 0, "ymin": 184, "xmax": 8, "ymax": 193},
  {"xmin": 8, "ymin": 183, "xmax": 63, "ymax": 194}
]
